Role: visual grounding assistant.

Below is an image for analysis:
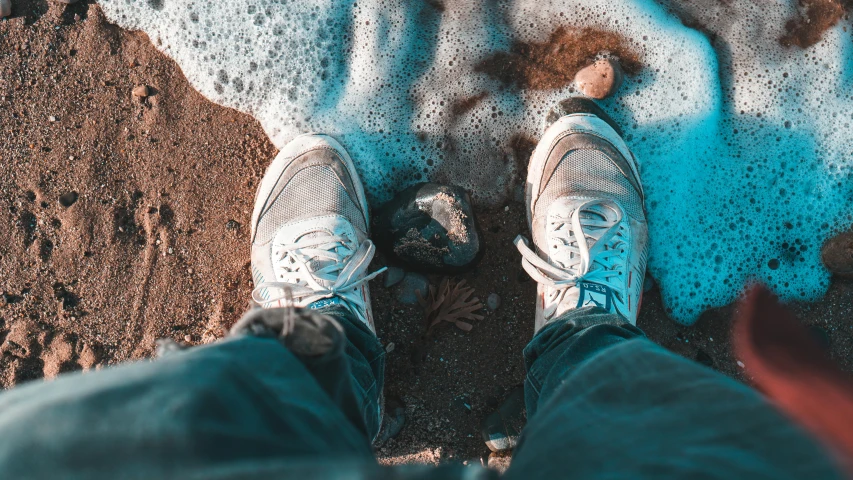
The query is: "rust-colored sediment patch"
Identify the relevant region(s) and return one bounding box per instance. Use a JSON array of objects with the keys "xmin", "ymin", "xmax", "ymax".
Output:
[
  {"xmin": 780, "ymin": 0, "xmax": 846, "ymax": 48},
  {"xmin": 450, "ymin": 92, "xmax": 489, "ymax": 118},
  {"xmin": 476, "ymin": 26, "xmax": 642, "ymax": 90}
]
